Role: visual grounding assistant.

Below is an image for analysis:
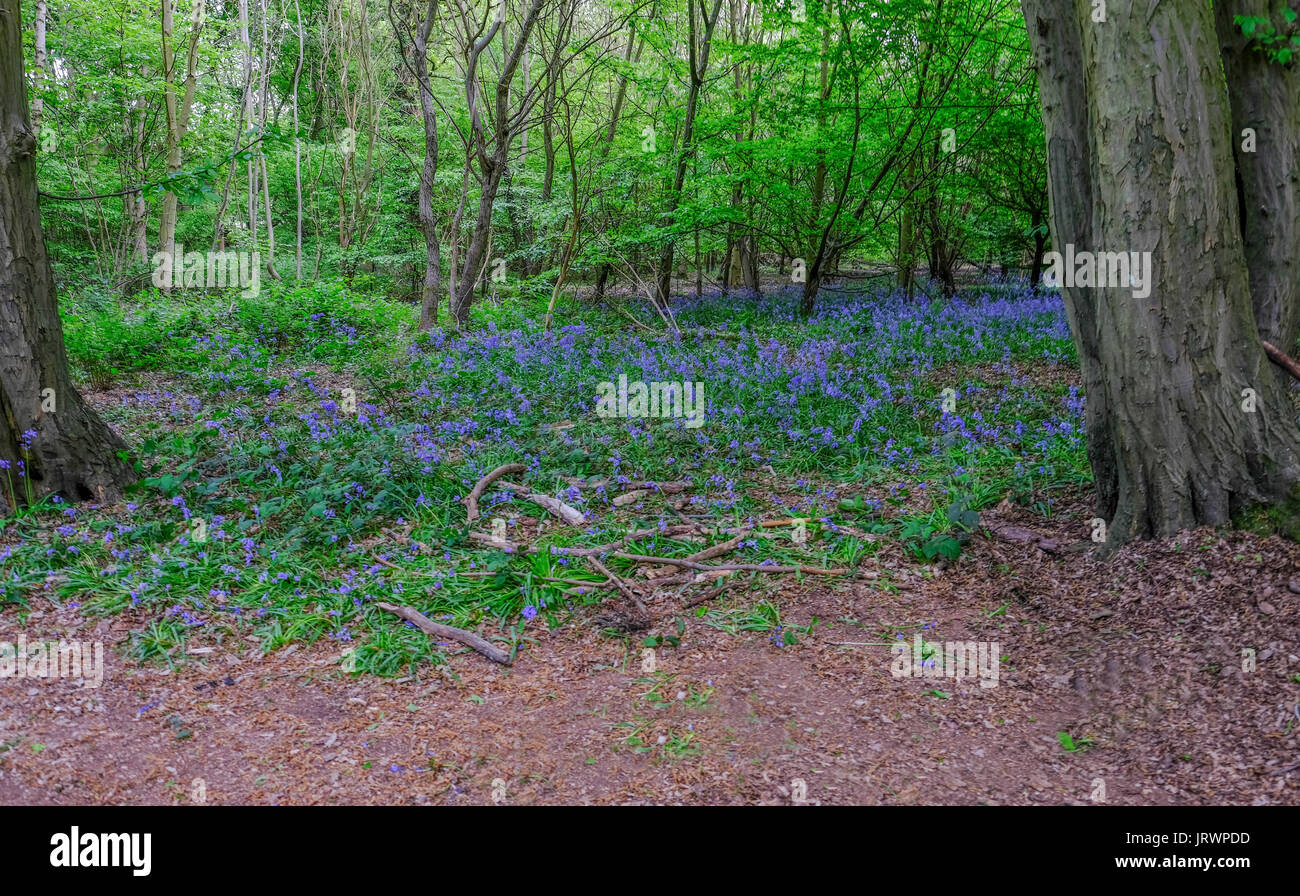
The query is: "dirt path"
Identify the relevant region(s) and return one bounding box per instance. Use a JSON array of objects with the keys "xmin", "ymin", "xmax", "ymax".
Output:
[{"xmin": 2, "ymin": 505, "xmax": 1297, "ymax": 805}]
